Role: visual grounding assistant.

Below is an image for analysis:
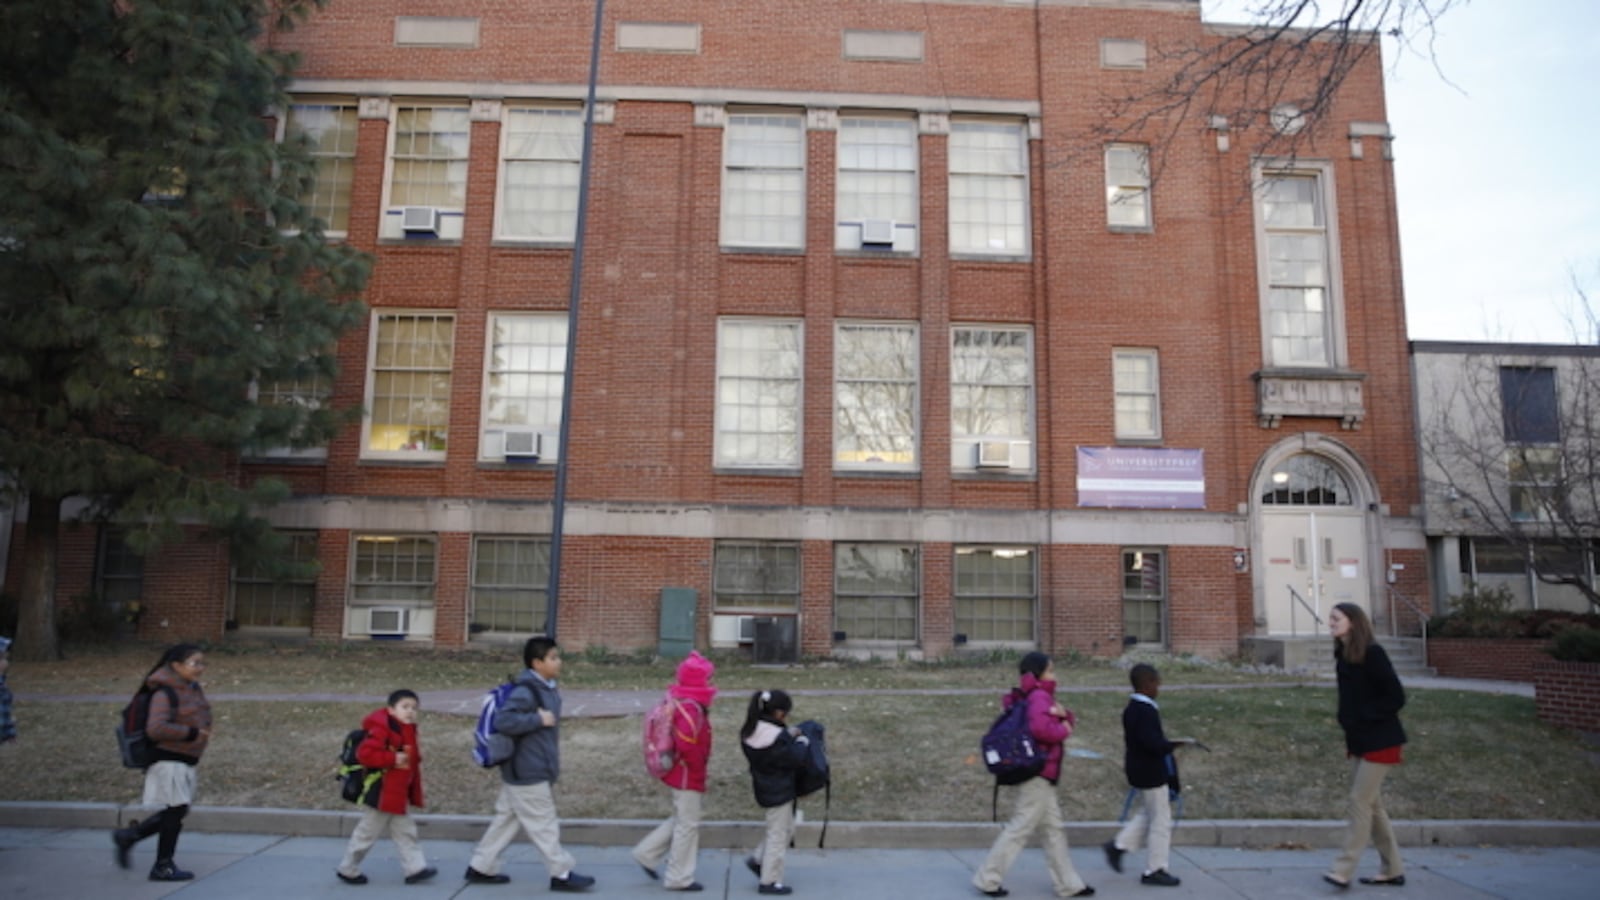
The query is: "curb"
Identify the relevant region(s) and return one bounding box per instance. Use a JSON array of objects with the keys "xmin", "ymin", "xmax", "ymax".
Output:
[{"xmin": 5, "ymin": 802, "xmax": 1597, "ymax": 848}]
